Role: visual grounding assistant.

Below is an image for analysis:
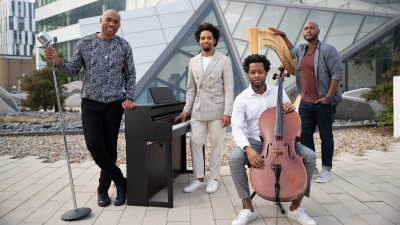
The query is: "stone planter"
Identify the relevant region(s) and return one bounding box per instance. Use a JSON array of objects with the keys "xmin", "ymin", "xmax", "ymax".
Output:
[{"xmin": 394, "ymin": 76, "xmax": 400, "ymax": 137}]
